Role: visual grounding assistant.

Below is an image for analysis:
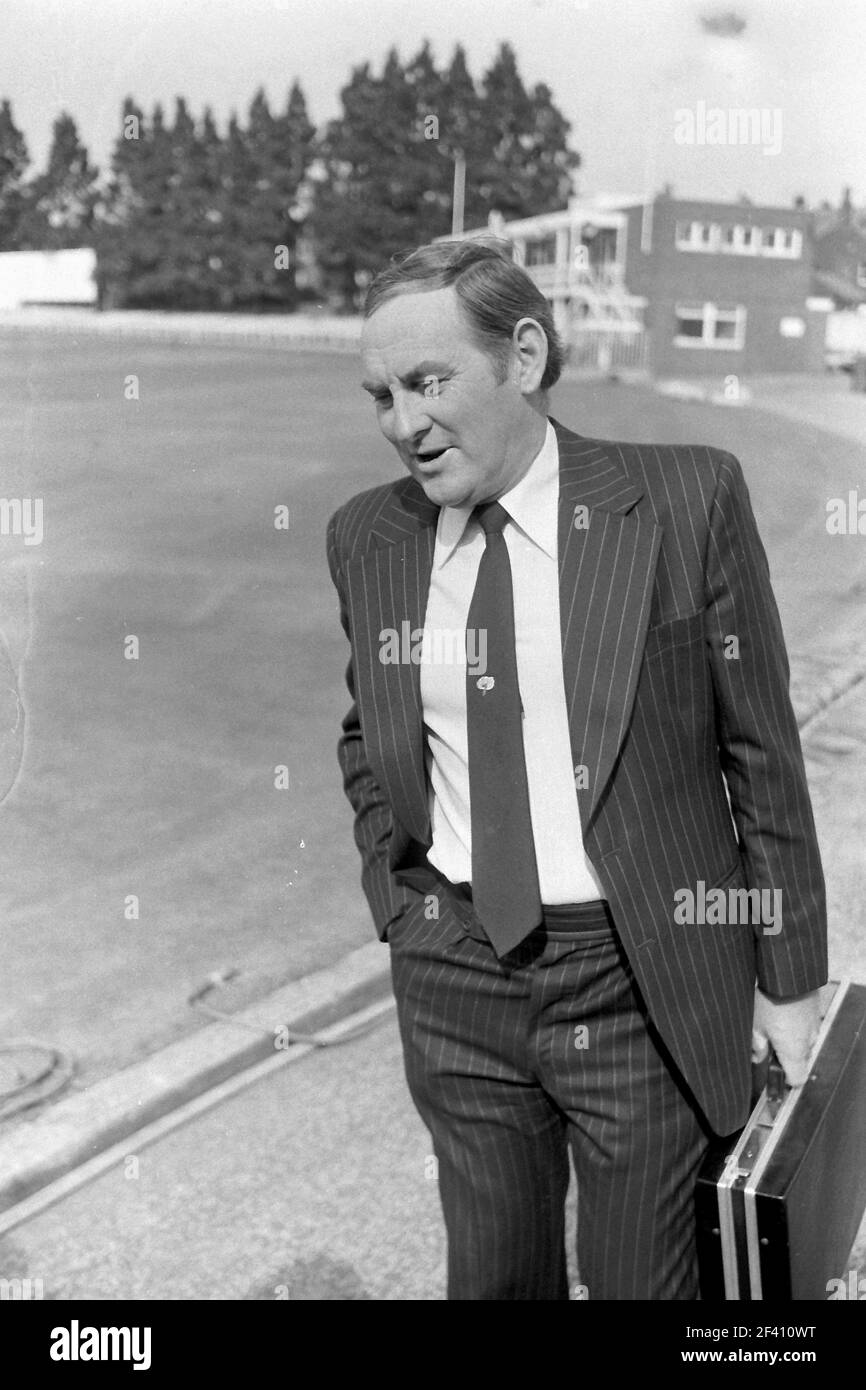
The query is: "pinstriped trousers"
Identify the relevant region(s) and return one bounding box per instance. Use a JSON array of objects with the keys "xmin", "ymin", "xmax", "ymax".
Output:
[{"xmin": 388, "ymin": 879, "xmax": 715, "ymax": 1301}]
